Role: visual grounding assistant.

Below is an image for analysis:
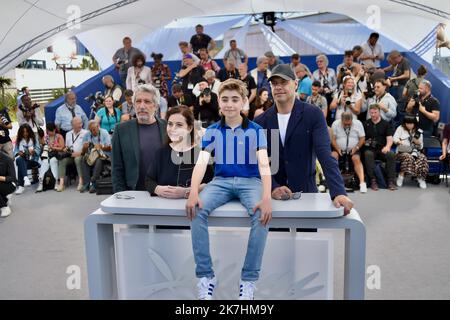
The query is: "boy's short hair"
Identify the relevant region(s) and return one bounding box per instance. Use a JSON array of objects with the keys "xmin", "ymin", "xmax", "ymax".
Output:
[
  {"xmin": 218, "ymin": 79, "xmax": 248, "ymax": 100},
  {"xmin": 312, "ymin": 80, "xmax": 322, "ymax": 87},
  {"xmin": 369, "ymin": 104, "xmax": 381, "ymax": 111},
  {"xmin": 124, "ymin": 89, "xmax": 134, "ymax": 98}
]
